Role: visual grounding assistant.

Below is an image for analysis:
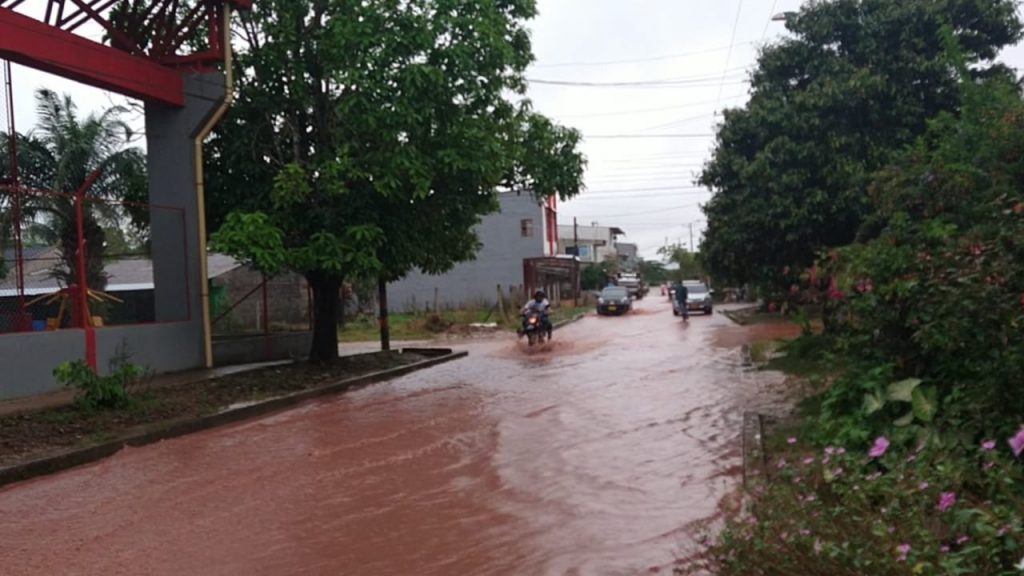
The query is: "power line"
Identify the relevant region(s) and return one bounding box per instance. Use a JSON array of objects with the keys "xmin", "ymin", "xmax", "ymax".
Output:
[
  {"xmin": 529, "ymin": 78, "xmax": 747, "ymax": 89},
  {"xmin": 575, "ymin": 193, "xmax": 710, "ymax": 201},
  {"xmin": 716, "ymin": 0, "xmax": 747, "ymax": 107},
  {"xmin": 761, "ymin": 0, "xmax": 782, "ymax": 40},
  {"xmin": 550, "ymin": 94, "xmax": 746, "ymax": 119},
  {"xmin": 585, "ymin": 134, "xmax": 714, "ymax": 140},
  {"xmin": 568, "ymin": 204, "xmax": 704, "ymax": 219},
  {"xmin": 528, "ymin": 67, "xmax": 748, "ymax": 87},
  {"xmin": 532, "ymin": 41, "xmax": 756, "ymax": 68},
  {"xmin": 636, "ymin": 112, "xmax": 717, "ymax": 133}
]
